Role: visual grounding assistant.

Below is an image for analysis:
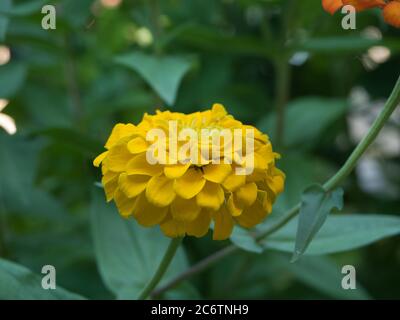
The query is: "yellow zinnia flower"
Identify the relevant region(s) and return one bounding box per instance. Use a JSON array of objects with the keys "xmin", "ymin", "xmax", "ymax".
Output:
[{"xmin": 93, "ymin": 104, "xmax": 285, "ymax": 240}]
